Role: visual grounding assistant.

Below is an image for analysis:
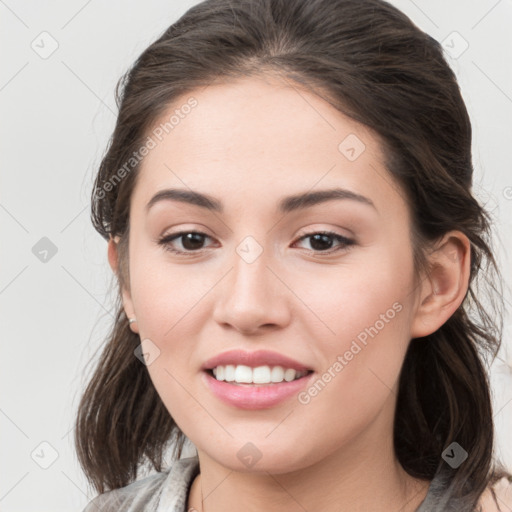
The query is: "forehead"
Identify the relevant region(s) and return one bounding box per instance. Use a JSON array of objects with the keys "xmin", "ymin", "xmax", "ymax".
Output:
[{"xmin": 132, "ymin": 75, "xmax": 407, "ymax": 219}]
